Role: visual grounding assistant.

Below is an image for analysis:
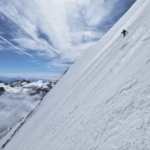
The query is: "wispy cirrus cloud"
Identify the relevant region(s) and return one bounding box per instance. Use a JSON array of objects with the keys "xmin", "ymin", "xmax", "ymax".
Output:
[
  {"xmin": 0, "ymin": 36, "xmax": 33, "ymax": 58},
  {"xmin": 0, "ymin": 0, "xmax": 136, "ymax": 74}
]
